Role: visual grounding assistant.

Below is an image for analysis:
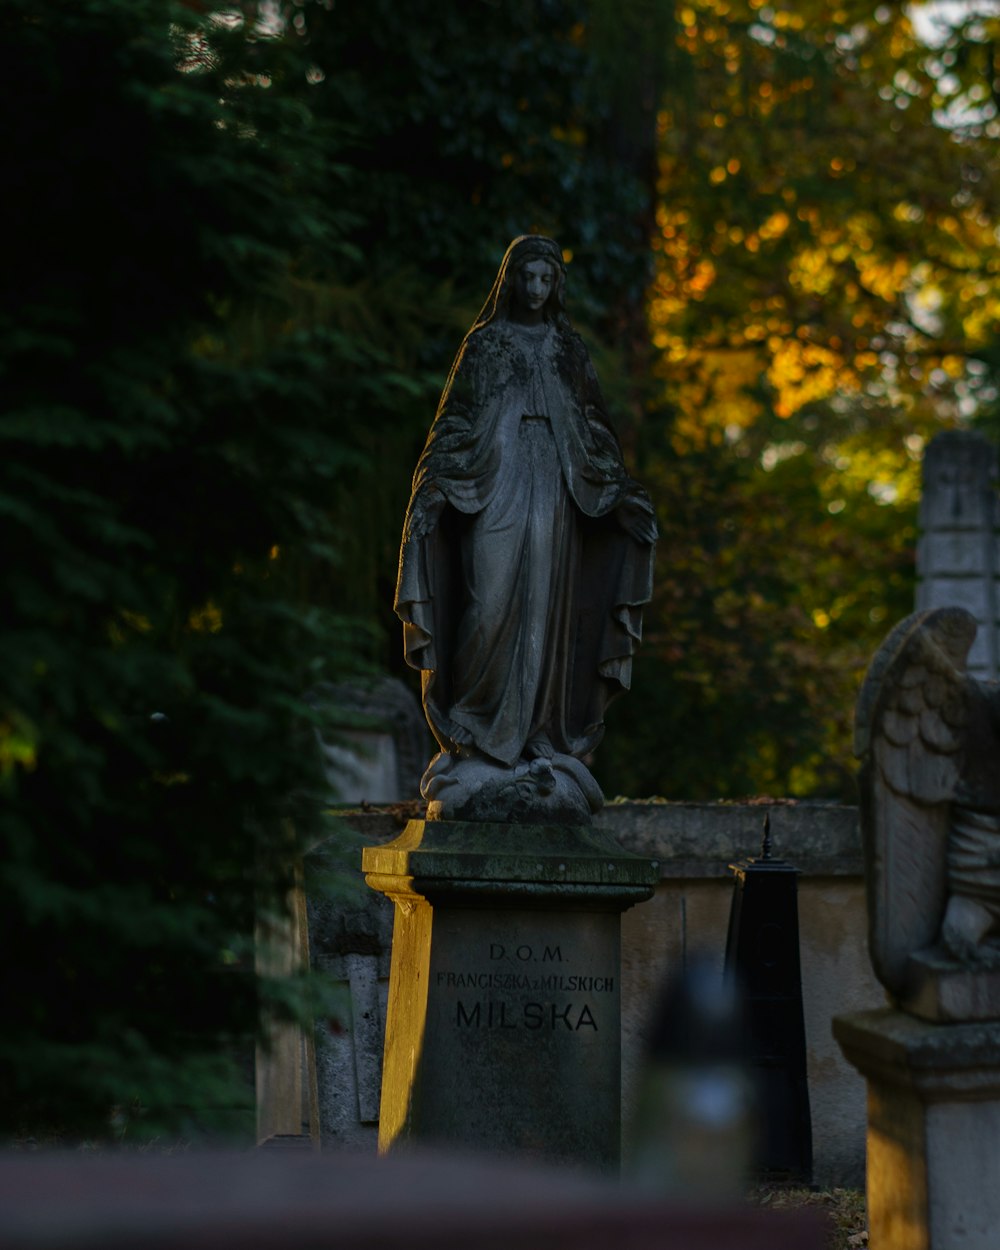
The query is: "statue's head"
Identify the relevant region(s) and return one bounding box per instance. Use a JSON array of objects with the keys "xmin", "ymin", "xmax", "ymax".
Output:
[
  {"xmin": 512, "ymin": 256, "xmax": 556, "ymax": 319},
  {"xmin": 473, "ymin": 235, "xmax": 569, "ymax": 331}
]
